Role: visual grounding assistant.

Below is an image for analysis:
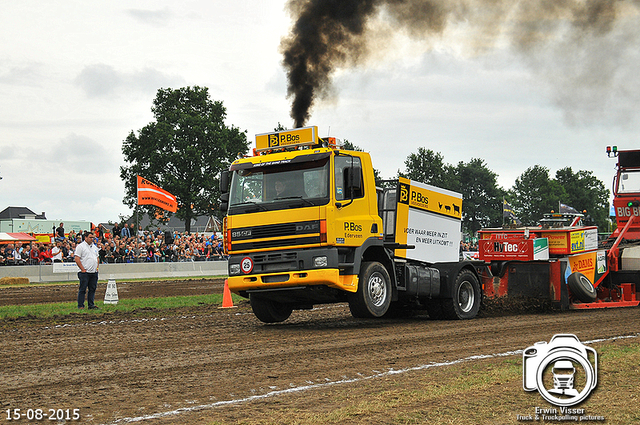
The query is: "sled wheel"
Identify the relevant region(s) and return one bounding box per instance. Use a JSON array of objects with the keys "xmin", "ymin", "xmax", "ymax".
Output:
[{"xmin": 567, "ymin": 272, "xmax": 597, "ymax": 303}]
